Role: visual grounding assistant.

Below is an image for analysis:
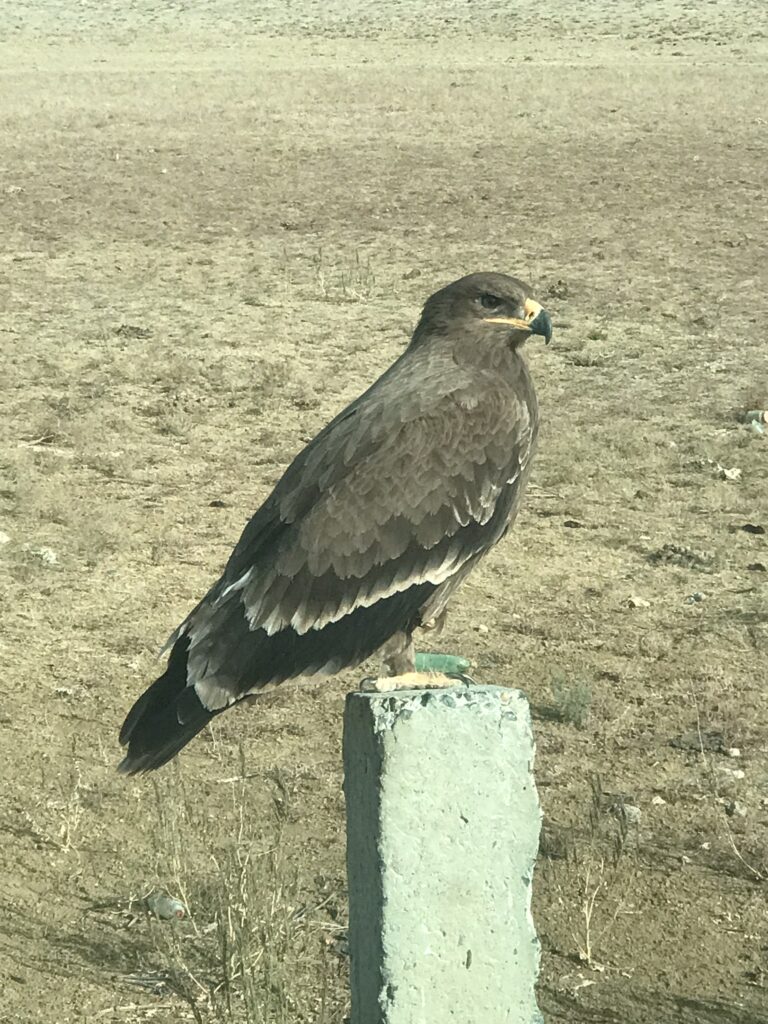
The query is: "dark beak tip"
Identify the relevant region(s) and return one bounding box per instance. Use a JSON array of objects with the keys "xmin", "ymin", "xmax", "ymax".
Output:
[{"xmin": 529, "ymin": 309, "xmax": 553, "ymax": 345}]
